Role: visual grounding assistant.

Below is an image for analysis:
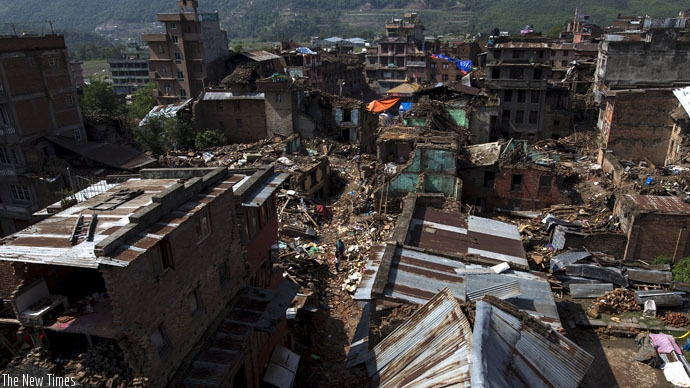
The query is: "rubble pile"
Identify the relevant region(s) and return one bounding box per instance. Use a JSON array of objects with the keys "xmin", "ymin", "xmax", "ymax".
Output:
[
  {"xmin": 596, "ymin": 289, "xmax": 641, "ymax": 315},
  {"xmin": 4, "ymin": 341, "xmax": 141, "ymax": 388},
  {"xmin": 659, "ymin": 311, "xmax": 690, "ymax": 328}
]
